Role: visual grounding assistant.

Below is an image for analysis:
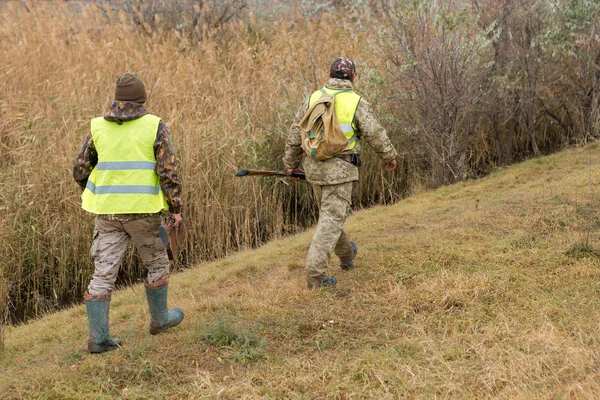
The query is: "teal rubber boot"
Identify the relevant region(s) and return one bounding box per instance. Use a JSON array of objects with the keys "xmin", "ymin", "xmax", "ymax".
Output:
[
  {"xmin": 144, "ymin": 276, "xmax": 184, "ymax": 335},
  {"xmin": 84, "ymin": 292, "xmax": 122, "ymax": 353}
]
